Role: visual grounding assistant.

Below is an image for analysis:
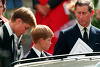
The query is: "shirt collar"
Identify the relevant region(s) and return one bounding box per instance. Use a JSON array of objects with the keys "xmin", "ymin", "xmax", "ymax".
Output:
[
  {"xmin": 32, "ymin": 46, "xmax": 42, "ymax": 57},
  {"xmin": 76, "ymin": 21, "xmax": 91, "ymax": 31}
]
